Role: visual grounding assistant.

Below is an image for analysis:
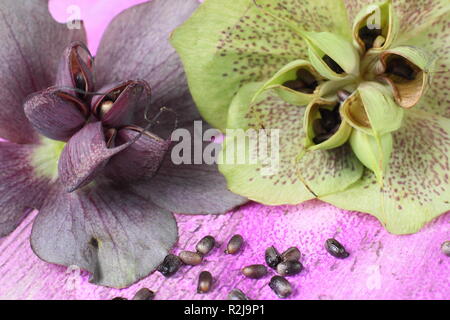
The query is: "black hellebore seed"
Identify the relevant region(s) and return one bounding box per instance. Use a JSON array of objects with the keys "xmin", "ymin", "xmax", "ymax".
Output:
[
  {"xmin": 337, "ymin": 89, "xmax": 351, "ymax": 102},
  {"xmin": 241, "ymin": 264, "xmax": 268, "ymax": 279},
  {"xmin": 322, "ymin": 55, "xmax": 345, "ymax": 74},
  {"xmin": 179, "ymin": 250, "xmax": 203, "ymax": 265},
  {"xmin": 325, "ymin": 238, "xmax": 350, "ymax": 258},
  {"xmin": 265, "ymin": 246, "xmax": 282, "ymax": 269},
  {"xmin": 225, "ymin": 234, "xmax": 244, "ymax": 254},
  {"xmin": 196, "ymin": 235, "xmax": 216, "ymax": 255},
  {"xmin": 157, "ymin": 254, "xmax": 182, "ymax": 277},
  {"xmin": 313, "ymin": 103, "xmax": 341, "ymax": 144},
  {"xmin": 281, "ymin": 247, "xmax": 301, "ymax": 262},
  {"xmin": 112, "ymin": 297, "xmax": 127, "ymax": 300},
  {"xmin": 358, "ymin": 25, "xmax": 382, "ymax": 50},
  {"xmin": 132, "ymin": 288, "xmax": 155, "ymax": 300},
  {"xmin": 283, "ymin": 69, "xmax": 318, "ymax": 94},
  {"xmin": 269, "ymin": 276, "xmax": 292, "ymax": 299},
  {"xmin": 386, "ymin": 57, "xmax": 416, "ymax": 80},
  {"xmin": 441, "ymin": 241, "xmax": 450, "ymax": 257},
  {"xmin": 197, "ymin": 271, "xmax": 213, "ymax": 293},
  {"xmin": 276, "ymin": 261, "xmax": 303, "ymax": 276},
  {"xmin": 228, "ymin": 289, "xmax": 250, "ymax": 300}
]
